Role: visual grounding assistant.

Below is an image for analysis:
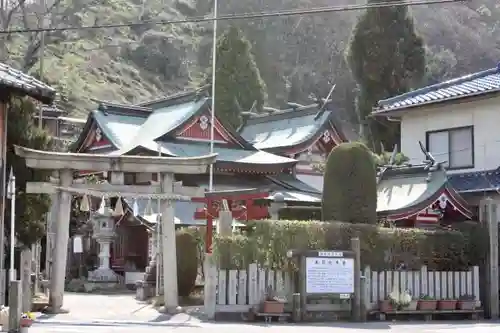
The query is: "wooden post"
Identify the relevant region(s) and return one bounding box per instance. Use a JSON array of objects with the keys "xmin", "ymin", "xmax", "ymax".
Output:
[
  {"xmin": 481, "ymin": 197, "xmax": 499, "ymax": 318},
  {"xmin": 351, "ymin": 237, "xmax": 361, "ymax": 322},
  {"xmin": 8, "ymin": 280, "xmax": 21, "ymax": 332}
]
